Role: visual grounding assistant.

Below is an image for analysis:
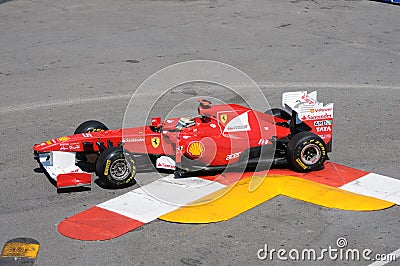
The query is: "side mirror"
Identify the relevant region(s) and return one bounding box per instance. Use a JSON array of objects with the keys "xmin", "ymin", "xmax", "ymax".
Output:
[{"xmin": 151, "ymin": 117, "xmax": 162, "ymax": 127}]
